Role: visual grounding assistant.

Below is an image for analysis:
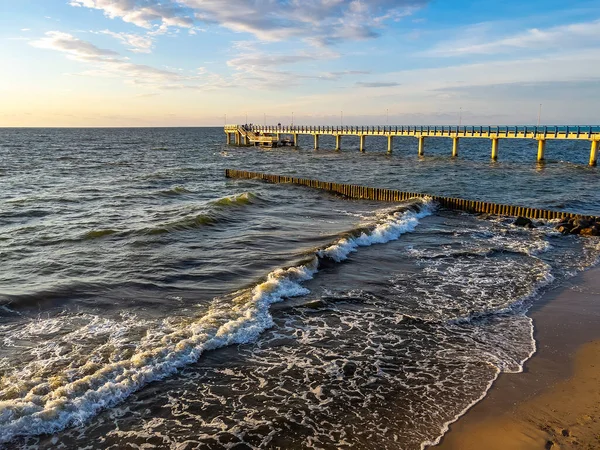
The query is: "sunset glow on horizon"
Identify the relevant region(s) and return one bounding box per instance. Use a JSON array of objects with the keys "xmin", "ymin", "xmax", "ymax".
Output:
[{"xmin": 2, "ymin": 0, "xmax": 600, "ymax": 127}]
